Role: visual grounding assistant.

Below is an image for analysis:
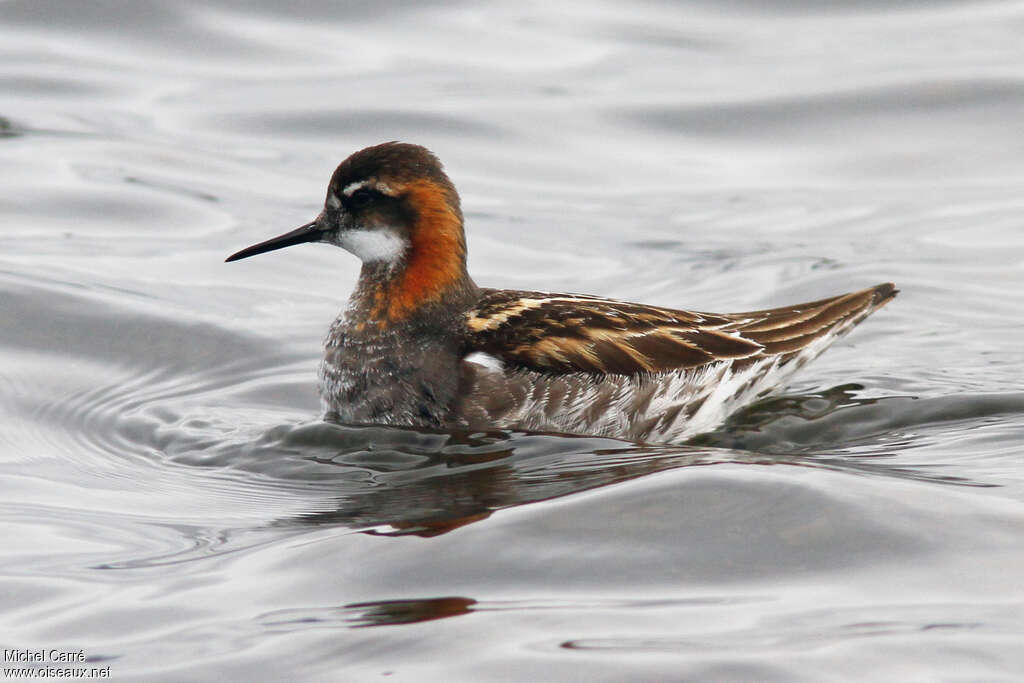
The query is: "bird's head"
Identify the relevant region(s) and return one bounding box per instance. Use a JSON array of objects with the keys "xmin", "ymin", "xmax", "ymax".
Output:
[{"xmin": 227, "ymin": 142, "xmax": 473, "ymax": 322}]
